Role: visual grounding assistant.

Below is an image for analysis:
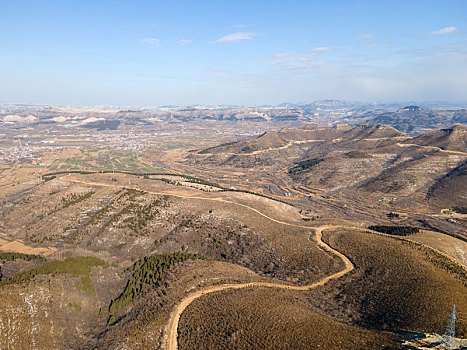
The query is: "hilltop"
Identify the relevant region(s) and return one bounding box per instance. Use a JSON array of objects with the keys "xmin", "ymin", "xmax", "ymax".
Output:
[
  {"xmin": 347, "ymin": 106, "xmax": 467, "ymax": 135},
  {"xmin": 189, "ymin": 123, "xmax": 467, "ymax": 235},
  {"xmin": 407, "ymin": 125, "xmax": 467, "ymax": 152}
]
